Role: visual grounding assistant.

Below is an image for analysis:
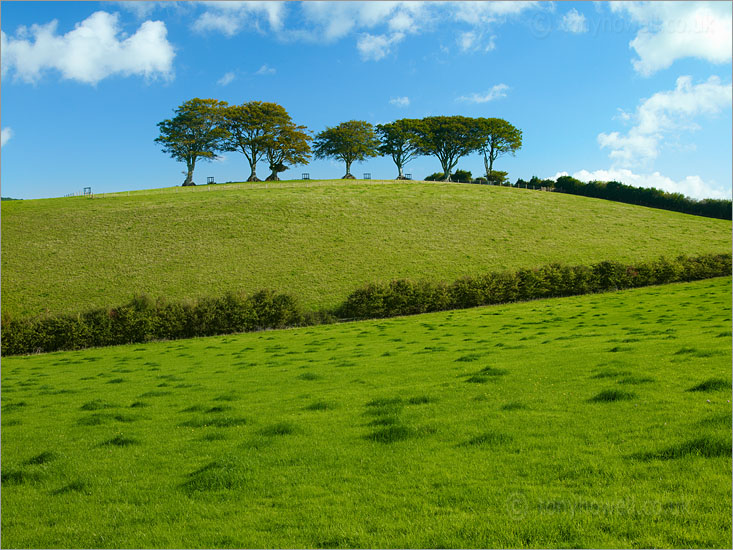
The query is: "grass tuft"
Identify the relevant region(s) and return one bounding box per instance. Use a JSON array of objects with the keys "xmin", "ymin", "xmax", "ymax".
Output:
[
  {"xmin": 80, "ymin": 399, "xmax": 117, "ymax": 411},
  {"xmin": 634, "ymin": 435, "xmax": 731, "ymax": 460},
  {"xmin": 462, "ymin": 431, "xmax": 513, "ymax": 447},
  {"xmin": 687, "ymin": 378, "xmax": 731, "ymax": 392},
  {"xmin": 24, "ymin": 451, "xmax": 58, "ymax": 466},
  {"xmin": 304, "ymin": 400, "xmax": 337, "ymax": 411},
  {"xmin": 365, "ymin": 425, "xmax": 414, "ymax": 443},
  {"xmin": 258, "ymin": 422, "xmax": 297, "ymax": 436},
  {"xmin": 101, "ymin": 435, "xmax": 139, "ymax": 447},
  {"xmin": 52, "ymin": 480, "xmax": 88, "ymax": 495},
  {"xmin": 588, "ymin": 389, "xmax": 636, "ymax": 402}
]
